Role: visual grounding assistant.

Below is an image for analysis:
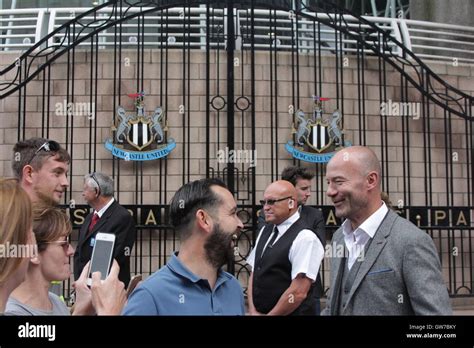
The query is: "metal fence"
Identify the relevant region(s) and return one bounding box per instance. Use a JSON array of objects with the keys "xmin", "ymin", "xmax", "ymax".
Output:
[
  {"xmin": 1, "ymin": 0, "xmax": 473, "ymax": 300},
  {"xmin": 1, "ymin": 6, "xmax": 474, "ymax": 63}
]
